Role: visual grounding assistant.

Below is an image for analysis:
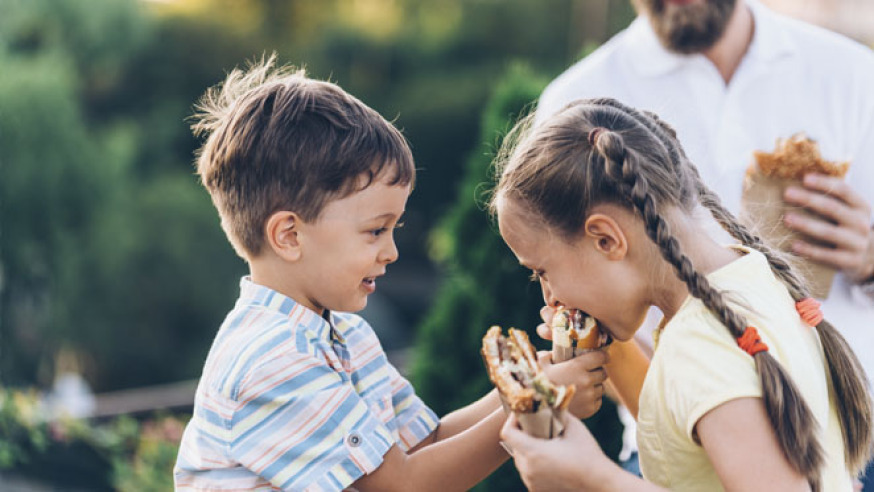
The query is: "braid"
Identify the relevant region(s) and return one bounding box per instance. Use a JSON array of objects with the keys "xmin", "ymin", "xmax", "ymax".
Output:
[
  {"xmin": 643, "ymin": 103, "xmax": 873, "ymax": 475},
  {"xmin": 595, "ymin": 135, "xmax": 746, "ymax": 336},
  {"xmin": 593, "ymin": 129, "xmax": 825, "ymax": 487},
  {"xmin": 688, "ymin": 167, "xmax": 874, "ymax": 474}
]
